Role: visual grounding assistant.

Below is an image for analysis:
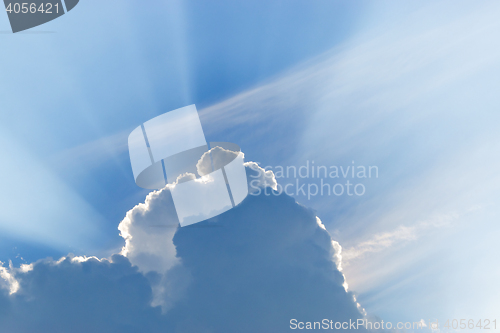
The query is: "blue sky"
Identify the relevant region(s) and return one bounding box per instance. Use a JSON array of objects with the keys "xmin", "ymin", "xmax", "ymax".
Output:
[
  {"xmin": 0, "ymin": 0, "xmax": 369, "ymax": 256},
  {"xmin": 1, "ymin": 0, "xmax": 500, "ymax": 331}
]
